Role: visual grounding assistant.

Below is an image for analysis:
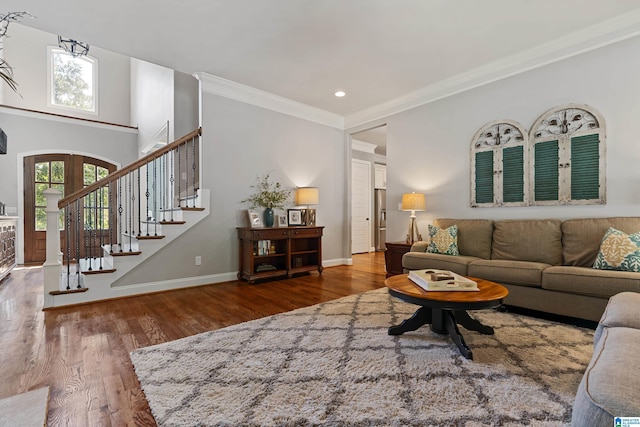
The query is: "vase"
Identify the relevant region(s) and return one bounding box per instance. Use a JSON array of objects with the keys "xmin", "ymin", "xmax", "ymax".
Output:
[{"xmin": 264, "ymin": 207, "xmax": 275, "ymax": 227}]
